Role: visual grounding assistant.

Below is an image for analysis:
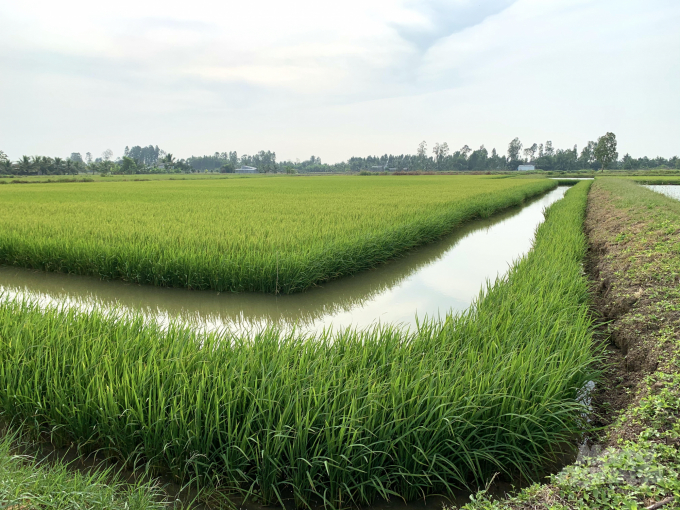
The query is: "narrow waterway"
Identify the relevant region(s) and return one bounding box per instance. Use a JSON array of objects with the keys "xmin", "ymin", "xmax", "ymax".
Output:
[
  {"xmin": 646, "ymin": 184, "xmax": 680, "ymax": 201},
  {"xmin": 0, "ymin": 186, "xmax": 568, "ymax": 334}
]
